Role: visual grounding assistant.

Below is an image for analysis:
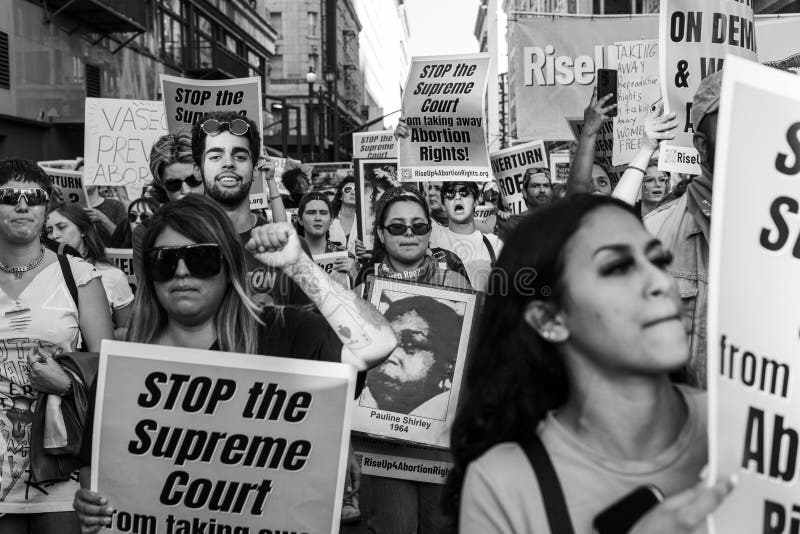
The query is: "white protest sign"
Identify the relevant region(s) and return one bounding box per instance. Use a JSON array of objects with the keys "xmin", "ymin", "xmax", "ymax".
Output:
[
  {"xmin": 160, "ymin": 75, "xmax": 264, "ymax": 133},
  {"xmin": 658, "ymin": 0, "xmax": 757, "ymax": 174},
  {"xmin": 474, "ymin": 205, "xmax": 497, "ymax": 227},
  {"xmin": 313, "ymin": 251, "xmax": 349, "ymax": 276},
  {"xmin": 610, "ymin": 39, "xmax": 660, "ymax": 166},
  {"xmin": 353, "ymin": 130, "xmax": 398, "ymax": 159},
  {"xmin": 399, "ymin": 53, "xmax": 491, "ymax": 182},
  {"xmin": 83, "ymin": 98, "xmax": 167, "ymax": 198},
  {"xmin": 489, "ymin": 140, "xmax": 547, "ymax": 215},
  {"xmin": 40, "ymin": 166, "xmax": 87, "ymax": 206},
  {"xmin": 566, "ymin": 117, "xmax": 627, "ymax": 183},
  {"xmin": 92, "ymin": 340, "xmax": 355, "ymax": 534},
  {"xmin": 707, "ymin": 56, "xmax": 800, "ymax": 533},
  {"xmin": 549, "ymin": 151, "xmax": 572, "ymax": 185},
  {"xmin": 106, "ymin": 248, "xmax": 136, "ymax": 287}
]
